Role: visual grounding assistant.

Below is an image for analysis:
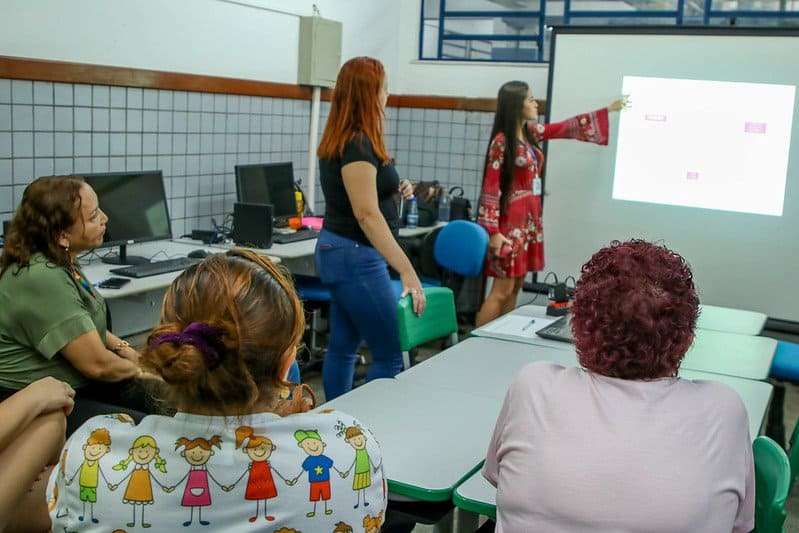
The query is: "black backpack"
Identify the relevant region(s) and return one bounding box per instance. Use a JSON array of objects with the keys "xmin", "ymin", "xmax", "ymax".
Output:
[{"xmin": 448, "ymin": 186, "xmax": 473, "ymax": 221}]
